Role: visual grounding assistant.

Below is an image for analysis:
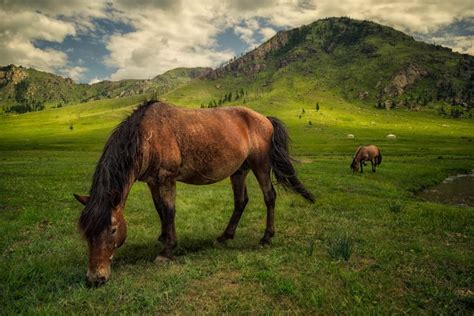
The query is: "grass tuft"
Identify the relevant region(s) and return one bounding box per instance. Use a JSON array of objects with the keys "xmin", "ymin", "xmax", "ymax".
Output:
[
  {"xmin": 389, "ymin": 201, "xmax": 405, "ymax": 213},
  {"xmin": 327, "ymin": 234, "xmax": 353, "ymax": 261}
]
